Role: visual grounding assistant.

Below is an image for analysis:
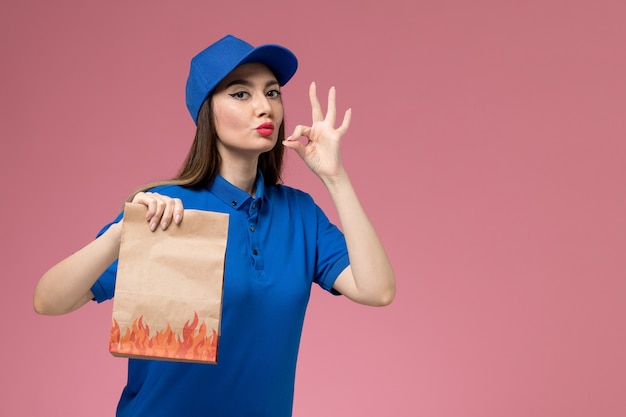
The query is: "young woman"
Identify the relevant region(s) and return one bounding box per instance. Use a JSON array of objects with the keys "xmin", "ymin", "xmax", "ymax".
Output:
[{"xmin": 34, "ymin": 34, "xmax": 395, "ymax": 416}]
